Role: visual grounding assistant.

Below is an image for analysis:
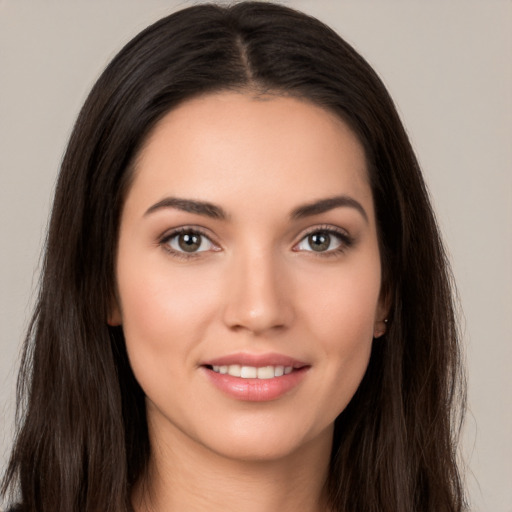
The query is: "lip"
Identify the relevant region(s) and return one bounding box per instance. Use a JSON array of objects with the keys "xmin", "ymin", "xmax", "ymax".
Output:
[
  {"xmin": 200, "ymin": 352, "xmax": 310, "ymax": 402},
  {"xmin": 202, "ymin": 352, "xmax": 308, "ymax": 368}
]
